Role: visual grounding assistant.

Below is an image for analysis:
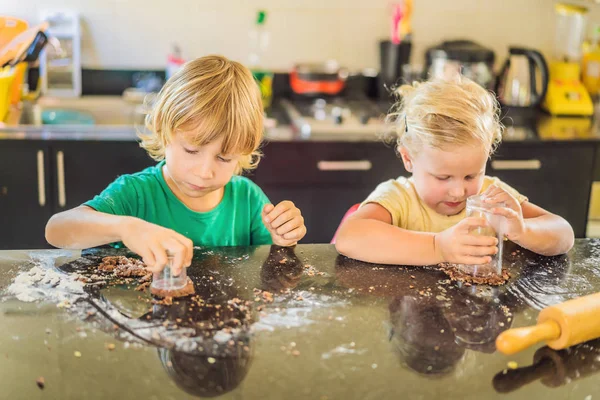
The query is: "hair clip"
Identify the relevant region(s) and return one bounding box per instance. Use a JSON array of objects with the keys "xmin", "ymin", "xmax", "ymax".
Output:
[{"xmin": 405, "ymin": 115, "xmax": 408, "ymax": 133}]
